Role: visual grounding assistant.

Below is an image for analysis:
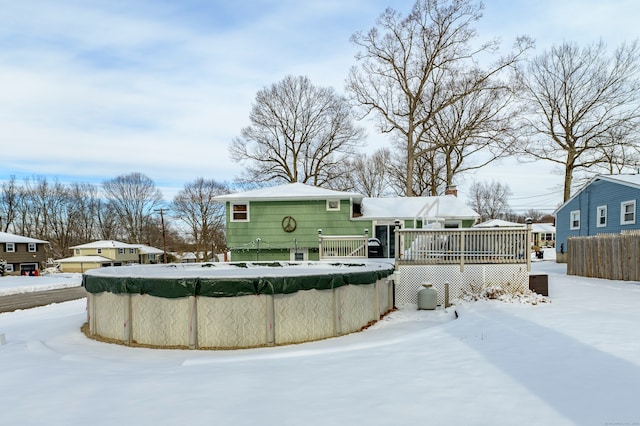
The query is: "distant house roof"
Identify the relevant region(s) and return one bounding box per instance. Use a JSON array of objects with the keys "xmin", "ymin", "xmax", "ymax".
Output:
[
  {"xmin": 70, "ymin": 240, "xmax": 138, "ymax": 249},
  {"xmin": 131, "ymin": 244, "xmax": 164, "ymax": 255},
  {"xmin": 55, "ymin": 255, "xmax": 113, "ymax": 263},
  {"xmin": 474, "ymin": 220, "xmax": 555, "ymax": 233},
  {"xmin": 532, "ymin": 223, "xmax": 556, "ymax": 233},
  {"xmin": 213, "ymin": 182, "xmax": 364, "ymax": 202},
  {"xmin": 0, "ymin": 232, "xmax": 48, "ymax": 244},
  {"xmin": 554, "ymin": 174, "xmax": 640, "ymax": 215},
  {"xmin": 474, "ymin": 219, "xmax": 523, "ymax": 228},
  {"xmin": 359, "ymin": 195, "xmax": 479, "ymax": 221}
]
